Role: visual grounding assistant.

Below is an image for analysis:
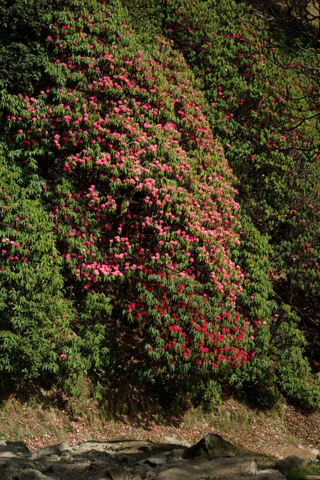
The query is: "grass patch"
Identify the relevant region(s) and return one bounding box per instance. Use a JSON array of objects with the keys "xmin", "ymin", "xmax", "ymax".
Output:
[{"xmin": 306, "ymin": 460, "xmax": 320, "ymax": 475}]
